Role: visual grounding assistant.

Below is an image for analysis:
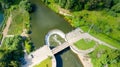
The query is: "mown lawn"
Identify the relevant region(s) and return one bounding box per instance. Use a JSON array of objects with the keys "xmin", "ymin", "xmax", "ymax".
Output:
[
  {"xmin": 34, "ymin": 58, "xmax": 52, "ymax": 67},
  {"xmin": 74, "ymin": 39, "xmax": 96, "ymax": 50},
  {"xmin": 8, "ymin": 7, "xmax": 29, "ymax": 35},
  {"xmin": 80, "ymin": 26, "xmax": 120, "ymax": 49}
]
